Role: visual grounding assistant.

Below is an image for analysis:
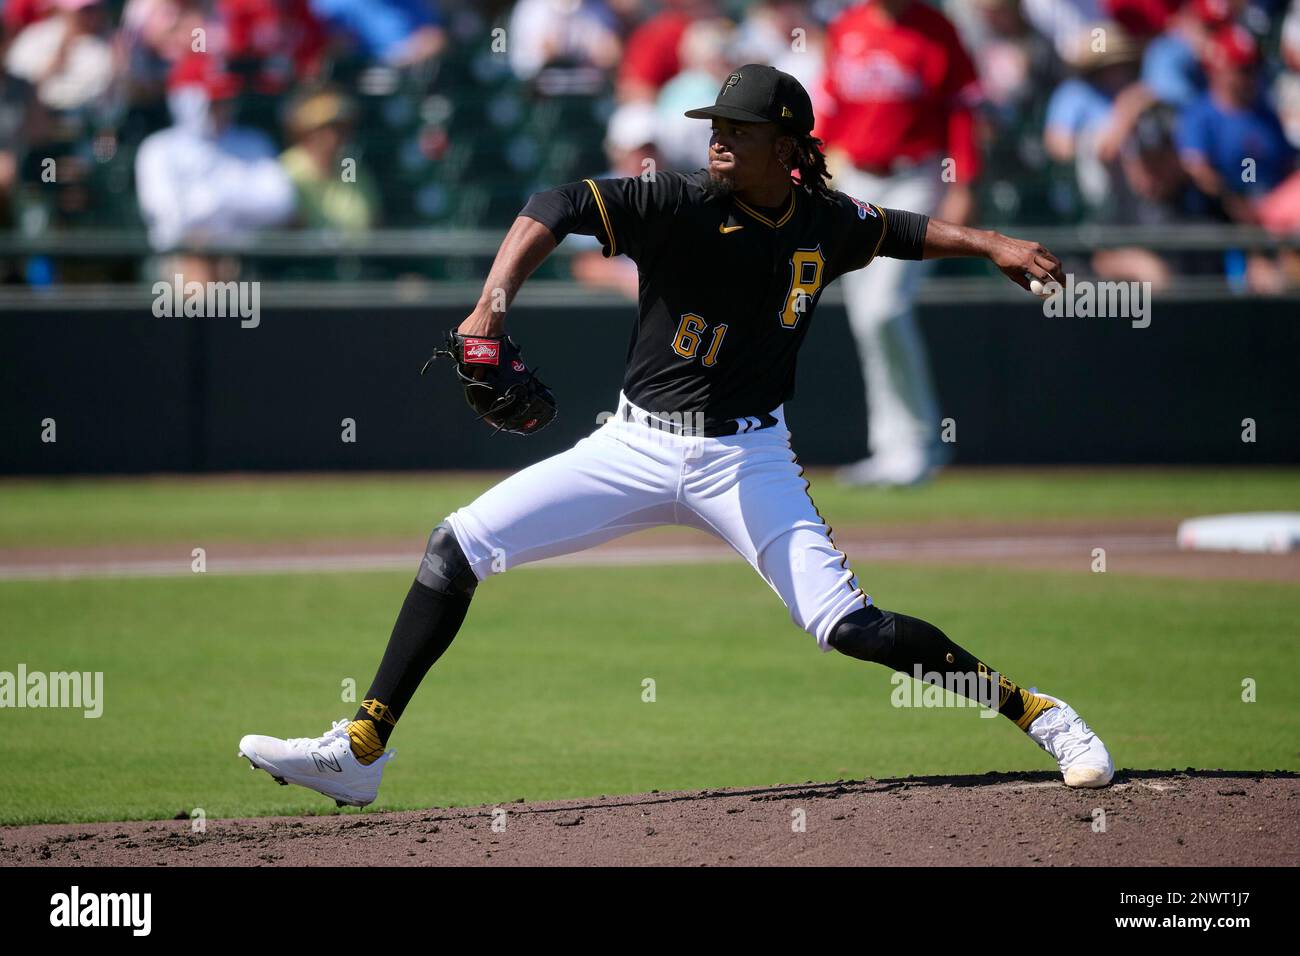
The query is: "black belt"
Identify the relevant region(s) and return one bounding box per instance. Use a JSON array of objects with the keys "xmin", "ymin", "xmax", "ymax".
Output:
[{"xmin": 620, "ymin": 402, "xmax": 779, "ymax": 437}]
